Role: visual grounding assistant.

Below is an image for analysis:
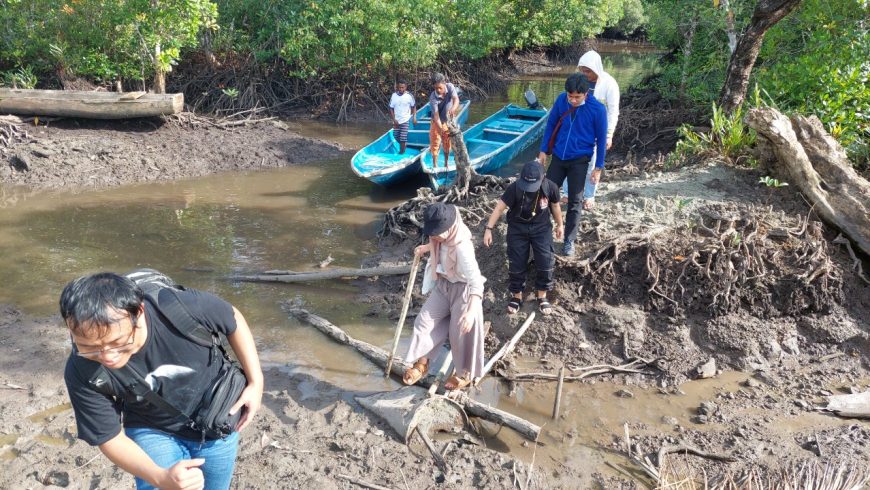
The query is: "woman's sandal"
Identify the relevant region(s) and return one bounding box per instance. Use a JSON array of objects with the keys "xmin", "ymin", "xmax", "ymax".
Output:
[
  {"xmin": 537, "ymin": 297, "xmax": 553, "ymax": 315},
  {"xmin": 507, "ymin": 296, "xmax": 523, "ymax": 315},
  {"xmin": 403, "ymin": 359, "xmax": 429, "ymax": 385},
  {"xmin": 444, "ymin": 373, "xmax": 472, "ymax": 391}
]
